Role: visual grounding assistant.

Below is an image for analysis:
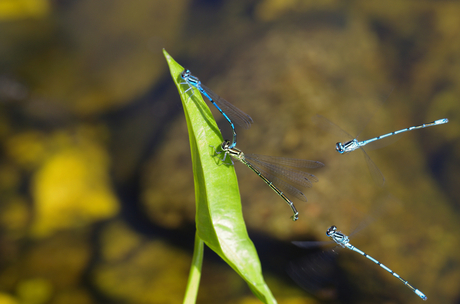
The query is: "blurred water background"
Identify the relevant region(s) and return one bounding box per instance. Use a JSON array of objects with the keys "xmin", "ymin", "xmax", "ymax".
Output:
[{"xmin": 0, "ymin": 1, "xmax": 459, "ymax": 303}]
